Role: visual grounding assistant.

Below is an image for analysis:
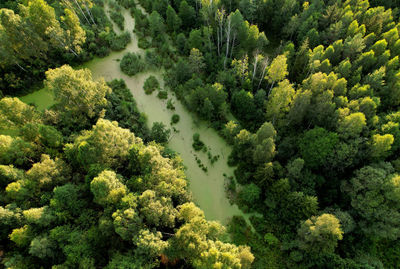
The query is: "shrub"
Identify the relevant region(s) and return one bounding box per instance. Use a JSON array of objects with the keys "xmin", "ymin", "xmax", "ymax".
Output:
[
  {"xmin": 109, "ymin": 10, "xmax": 124, "ymax": 30},
  {"xmin": 120, "ymin": 53, "xmax": 145, "ymax": 76},
  {"xmin": 110, "ymin": 32, "xmax": 131, "ymax": 51},
  {"xmin": 143, "ymin": 76, "xmax": 159, "ymax": 94},
  {"xmin": 167, "ymin": 99, "xmax": 175, "ymax": 110},
  {"xmin": 116, "ymin": 0, "xmax": 135, "ymax": 9},
  {"xmin": 145, "ymin": 50, "xmax": 162, "ymax": 68},
  {"xmin": 192, "ymin": 133, "xmax": 205, "ymax": 151},
  {"xmin": 138, "ymin": 37, "xmax": 151, "ymax": 49},
  {"xmin": 171, "ymin": 114, "xmax": 180, "ymax": 124},
  {"xmin": 157, "ymin": 90, "xmax": 168, "ymax": 99}
]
